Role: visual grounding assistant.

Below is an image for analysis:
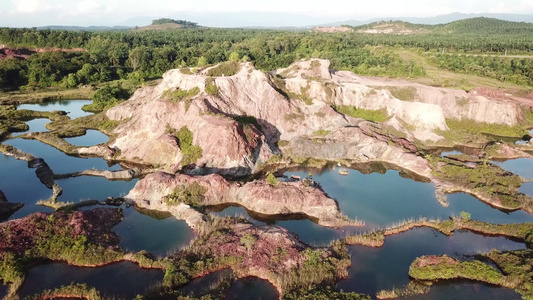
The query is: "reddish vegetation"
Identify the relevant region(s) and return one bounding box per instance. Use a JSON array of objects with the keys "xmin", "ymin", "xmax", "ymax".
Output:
[
  {"xmin": 0, "ymin": 208, "xmax": 122, "ymax": 255},
  {"xmin": 205, "ymin": 222, "xmax": 307, "ymax": 273},
  {"xmin": 416, "ymin": 255, "xmax": 458, "ymax": 268}
]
